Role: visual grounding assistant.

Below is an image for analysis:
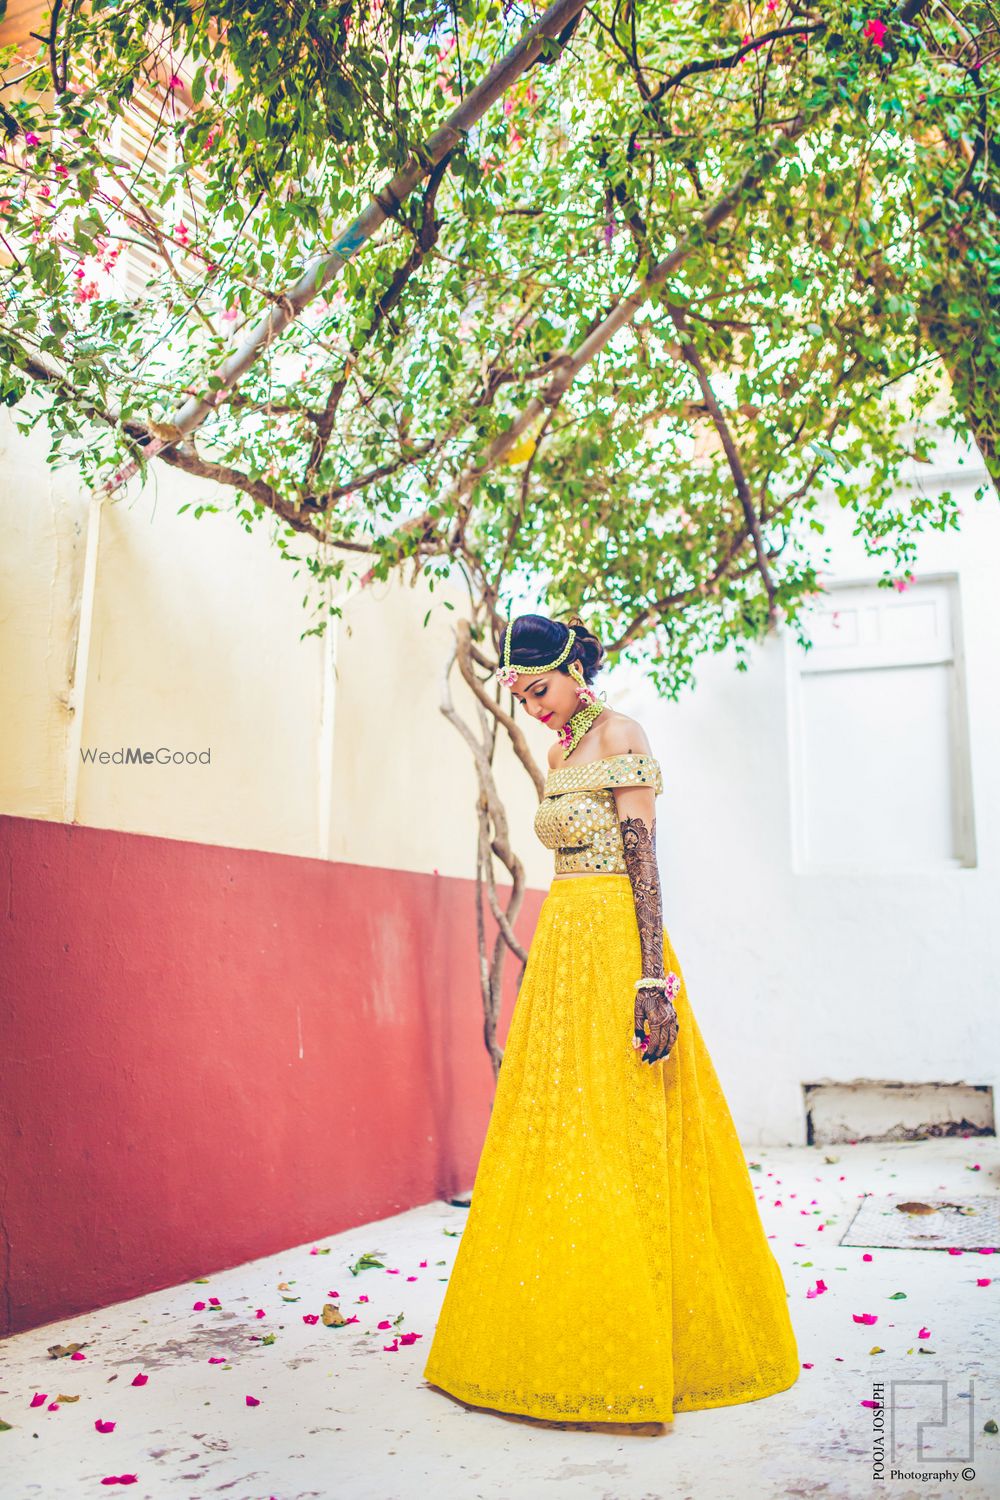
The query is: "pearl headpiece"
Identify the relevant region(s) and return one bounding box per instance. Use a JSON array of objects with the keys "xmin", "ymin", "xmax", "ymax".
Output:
[{"xmin": 496, "ymin": 620, "xmax": 576, "ymax": 689}]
